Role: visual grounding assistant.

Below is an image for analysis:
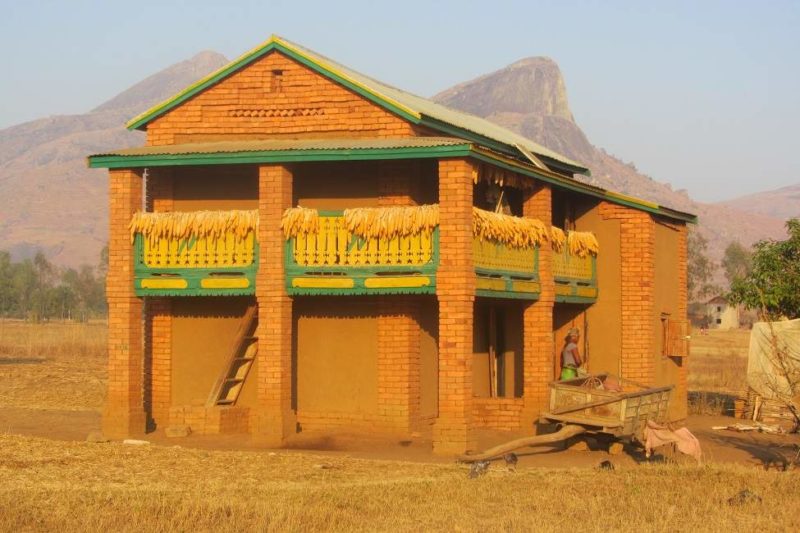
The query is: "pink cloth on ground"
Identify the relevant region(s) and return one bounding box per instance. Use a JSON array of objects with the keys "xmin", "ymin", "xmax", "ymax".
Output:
[{"xmin": 643, "ymin": 420, "xmax": 702, "ymax": 462}]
